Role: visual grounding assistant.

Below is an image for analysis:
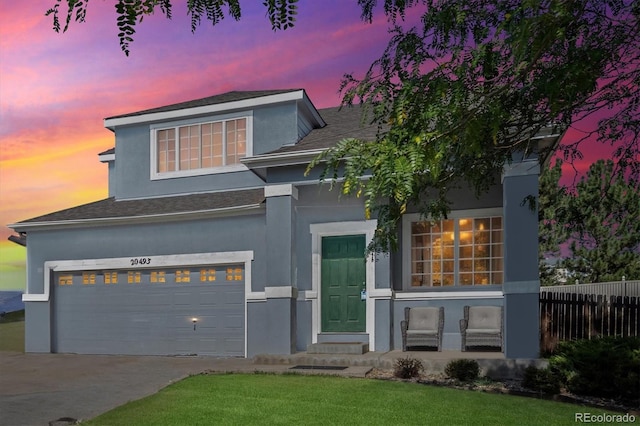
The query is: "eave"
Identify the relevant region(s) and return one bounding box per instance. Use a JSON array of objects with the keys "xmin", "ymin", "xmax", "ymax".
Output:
[{"xmin": 8, "ymin": 203, "xmax": 265, "ymax": 233}]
